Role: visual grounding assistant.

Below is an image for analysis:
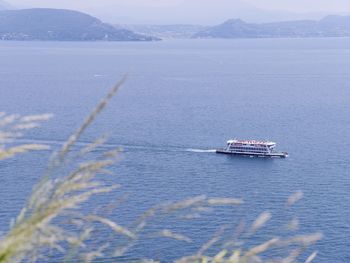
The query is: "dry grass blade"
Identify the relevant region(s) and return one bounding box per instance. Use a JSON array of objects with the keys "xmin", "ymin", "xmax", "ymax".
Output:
[
  {"xmin": 136, "ymin": 195, "xmax": 242, "ymax": 228},
  {"xmin": 0, "ymin": 131, "xmax": 21, "ymax": 144},
  {"xmin": 158, "ymin": 230, "xmax": 192, "ymax": 243},
  {"xmin": 198, "ymin": 226, "xmax": 227, "ymax": 256},
  {"xmin": 305, "ymin": 251, "xmax": 318, "ymax": 263},
  {"xmin": 284, "ymin": 233, "xmax": 323, "ymax": 246},
  {"xmin": 87, "ymin": 215, "xmax": 136, "ymax": 239},
  {"xmin": 213, "ymin": 250, "xmax": 227, "ymax": 262},
  {"xmin": 245, "ymin": 238, "xmax": 280, "ymax": 257},
  {"xmin": 12, "ymin": 123, "xmax": 40, "ymax": 130},
  {"xmin": 228, "ymin": 250, "xmax": 241, "ymax": 263},
  {"xmin": 250, "ymin": 211, "xmax": 271, "ymax": 234},
  {"xmin": 113, "ymin": 241, "xmax": 136, "ymax": 257},
  {"xmin": 0, "ymin": 144, "xmax": 50, "ymax": 160},
  {"xmin": 57, "ymin": 75, "xmax": 127, "ymax": 163},
  {"xmin": 286, "ymin": 191, "xmax": 304, "ymax": 207},
  {"xmin": 78, "ymin": 136, "xmax": 108, "ymax": 156},
  {"xmin": 20, "ymin": 114, "xmax": 53, "ymax": 123},
  {"xmin": 207, "ymin": 198, "xmax": 243, "ymax": 206},
  {"xmin": 281, "ymin": 249, "xmax": 302, "ymax": 263},
  {"xmin": 175, "ymin": 255, "xmax": 208, "ymax": 263},
  {"xmin": 0, "ymin": 112, "xmax": 52, "ymax": 162},
  {"xmin": 0, "ymin": 78, "xmax": 127, "ymax": 263},
  {"xmin": 0, "ymin": 114, "xmax": 19, "ymax": 127},
  {"xmin": 82, "ymin": 244, "xmax": 109, "ymax": 263},
  {"xmin": 165, "ymin": 195, "xmax": 207, "ymax": 212}
]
